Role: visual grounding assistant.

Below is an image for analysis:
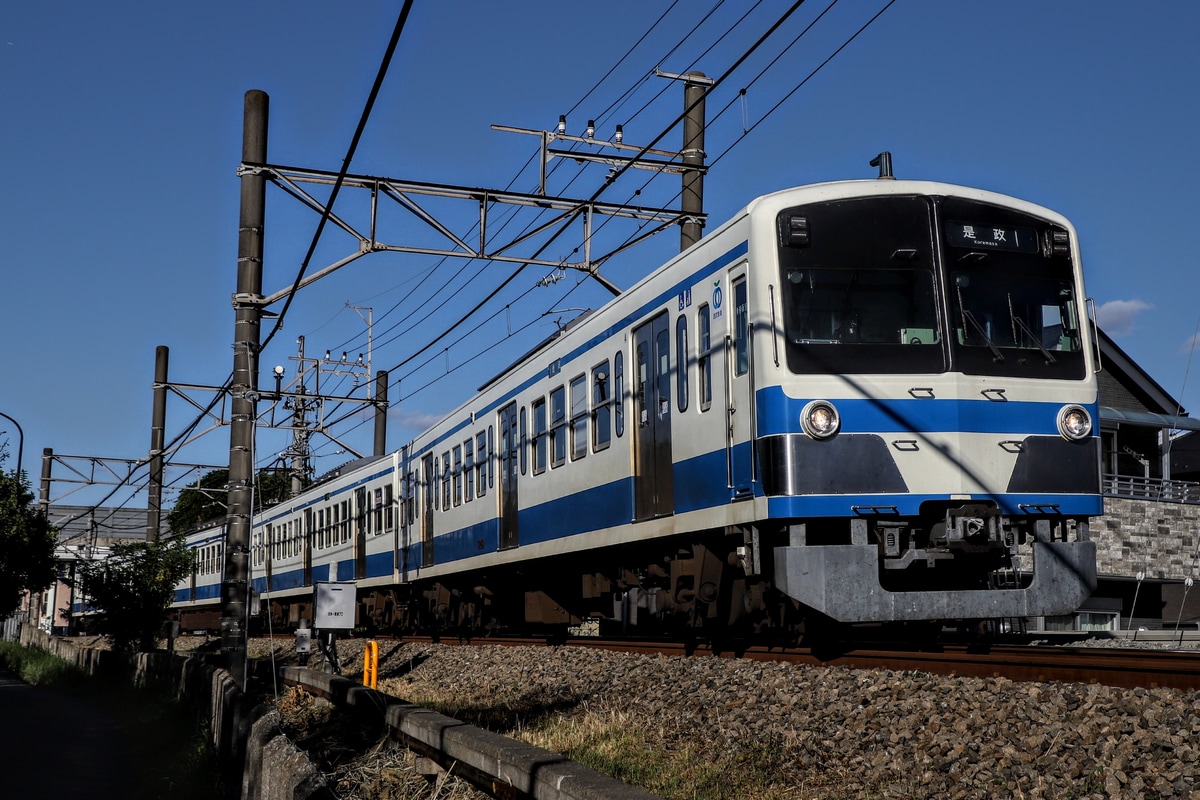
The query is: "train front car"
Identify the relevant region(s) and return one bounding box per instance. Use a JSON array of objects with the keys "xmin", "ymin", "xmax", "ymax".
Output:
[{"xmin": 758, "ymin": 181, "xmax": 1099, "ymax": 624}]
